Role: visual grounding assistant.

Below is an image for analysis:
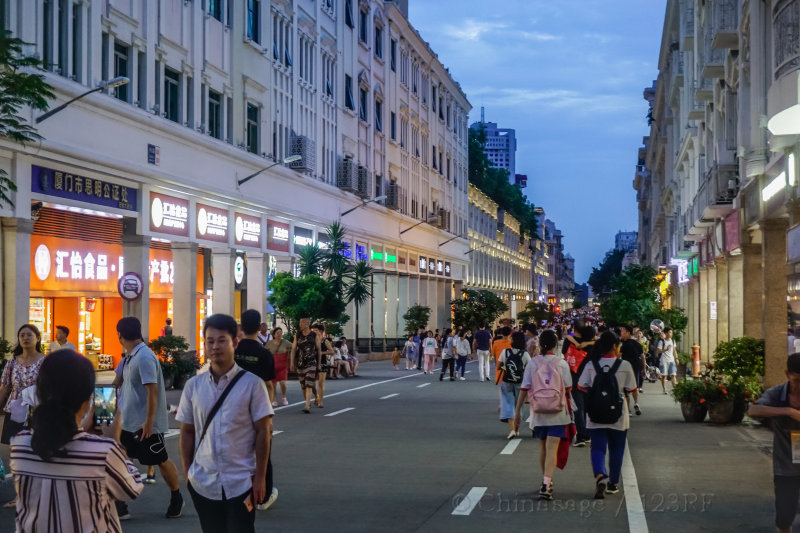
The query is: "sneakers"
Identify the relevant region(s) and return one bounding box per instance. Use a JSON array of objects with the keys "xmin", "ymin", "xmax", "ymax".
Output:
[
  {"xmin": 539, "ymin": 483, "xmax": 553, "ymax": 501},
  {"xmin": 572, "ymin": 439, "xmax": 587, "ymax": 448},
  {"xmin": 257, "ymin": 488, "xmax": 278, "ymax": 511},
  {"xmin": 663, "ymin": 390, "xmax": 668, "ymax": 395},
  {"xmin": 606, "ymin": 483, "xmax": 620, "ymax": 494},
  {"xmin": 594, "ymin": 476, "xmax": 608, "ymax": 500},
  {"xmin": 271, "ymin": 400, "xmax": 278, "ymax": 407},
  {"xmin": 116, "ymin": 501, "xmax": 131, "ymax": 521},
  {"xmin": 459, "ymin": 377, "xmax": 466, "ymax": 381},
  {"xmin": 634, "ymin": 404, "xmax": 642, "ymax": 416},
  {"xmin": 165, "ymin": 493, "xmax": 184, "ymax": 518},
  {"xmin": 143, "ymin": 476, "xmax": 156, "ymax": 485},
  {"xmin": 506, "ymin": 430, "xmax": 516, "ymax": 440},
  {"xmin": 281, "ymin": 398, "xmax": 288, "ymax": 406}
]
